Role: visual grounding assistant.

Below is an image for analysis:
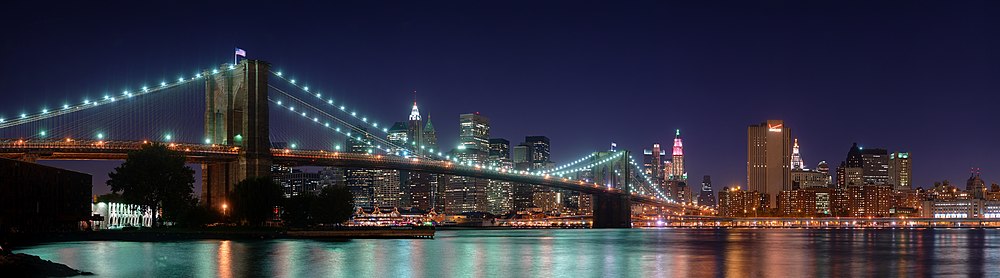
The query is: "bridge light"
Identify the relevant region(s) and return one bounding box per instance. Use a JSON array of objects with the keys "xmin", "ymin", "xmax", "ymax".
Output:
[
  {"xmin": 382, "ymin": 128, "xmax": 388, "ymax": 133},
  {"xmin": 313, "ymin": 117, "xmax": 318, "ymax": 122},
  {"xmin": 291, "ymin": 143, "xmax": 297, "ymax": 149},
  {"xmin": 212, "ymin": 69, "xmax": 219, "ymax": 74},
  {"xmin": 204, "ymin": 138, "xmax": 211, "ymax": 144},
  {"xmin": 39, "ymin": 131, "xmax": 46, "ymax": 136},
  {"xmin": 178, "ymin": 77, "xmax": 184, "ymax": 82},
  {"xmin": 290, "ymin": 79, "xmax": 296, "ymax": 84},
  {"xmin": 165, "ymin": 134, "xmax": 172, "ymax": 141},
  {"xmin": 196, "ymin": 73, "xmax": 202, "ymax": 78},
  {"xmin": 327, "ymin": 99, "xmax": 333, "ymax": 104},
  {"xmin": 303, "ymin": 86, "xmax": 309, "ymax": 91},
  {"xmin": 350, "ymin": 112, "xmax": 356, "ymax": 117},
  {"xmin": 276, "ymin": 71, "xmax": 282, "ymax": 76},
  {"xmin": 42, "ymin": 109, "xmax": 48, "ymax": 114},
  {"xmin": 334, "ymin": 145, "xmax": 341, "ymax": 150},
  {"xmin": 0, "ymin": 118, "xmax": 4, "ymax": 123},
  {"xmin": 142, "ymin": 86, "xmax": 148, "ymax": 92},
  {"xmin": 336, "ymin": 127, "xmax": 341, "ymax": 132},
  {"xmin": 289, "ymin": 106, "xmax": 295, "ymax": 111},
  {"xmin": 361, "ymin": 117, "xmax": 367, "ymax": 122},
  {"xmin": 372, "ymin": 123, "xmax": 378, "ymax": 127},
  {"xmin": 20, "ymin": 113, "xmax": 26, "ymax": 119},
  {"xmin": 104, "ymin": 95, "xmax": 110, "ymax": 100},
  {"xmin": 324, "ymin": 122, "xmax": 329, "ymax": 127},
  {"xmin": 276, "ymin": 100, "xmax": 282, "ymax": 105},
  {"xmin": 340, "ymin": 106, "xmax": 345, "ymax": 111},
  {"xmin": 301, "ymin": 112, "xmax": 306, "ymax": 117}
]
